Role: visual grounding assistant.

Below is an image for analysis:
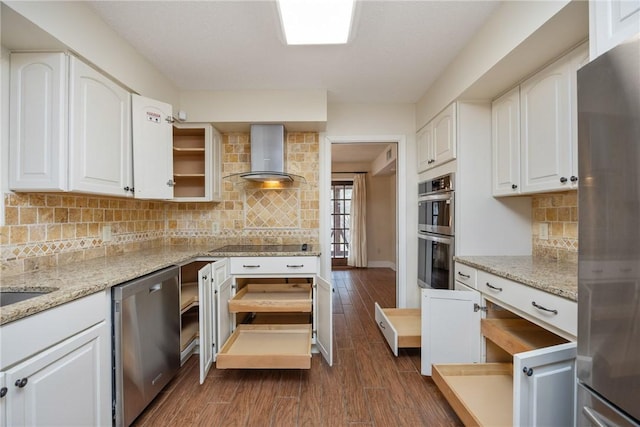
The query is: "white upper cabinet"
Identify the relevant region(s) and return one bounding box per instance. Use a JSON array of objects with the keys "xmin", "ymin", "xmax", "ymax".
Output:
[
  {"xmin": 491, "ymin": 43, "xmax": 588, "ymax": 196},
  {"xmin": 492, "ymin": 87, "xmax": 521, "ymax": 196},
  {"xmin": 9, "ymin": 53, "xmax": 68, "ymax": 191},
  {"xmin": 69, "ymin": 57, "xmax": 132, "ymax": 197},
  {"xmin": 590, "ymin": 0, "xmax": 640, "ymax": 60},
  {"xmin": 520, "ymin": 52, "xmax": 573, "ymax": 194},
  {"xmin": 417, "ymin": 103, "xmax": 456, "ymax": 172},
  {"xmin": 131, "ymin": 94, "xmax": 174, "ymax": 199},
  {"xmin": 132, "ymin": 94, "xmax": 222, "ymax": 202}
]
